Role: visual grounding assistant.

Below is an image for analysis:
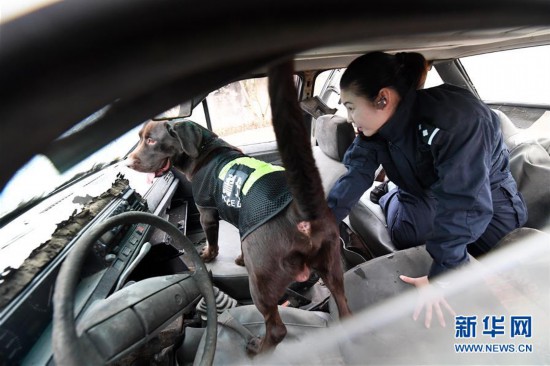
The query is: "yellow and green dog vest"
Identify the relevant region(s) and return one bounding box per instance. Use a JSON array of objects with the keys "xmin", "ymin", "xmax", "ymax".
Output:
[{"xmin": 192, "ymin": 151, "xmax": 293, "ymax": 239}]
